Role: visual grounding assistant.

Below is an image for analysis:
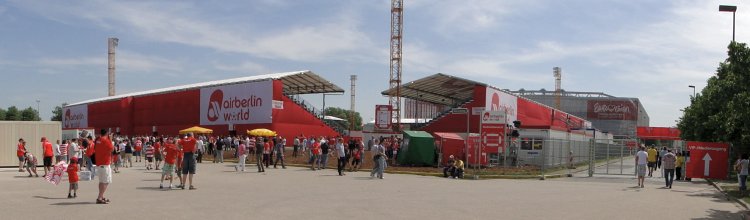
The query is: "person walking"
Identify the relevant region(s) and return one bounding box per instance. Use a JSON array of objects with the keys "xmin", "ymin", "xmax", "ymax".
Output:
[
  {"xmin": 180, "ymin": 133, "xmax": 198, "ymax": 190},
  {"xmin": 134, "ymin": 138, "xmax": 143, "ymax": 163},
  {"xmin": 255, "ymin": 137, "xmax": 265, "ymax": 173},
  {"xmin": 736, "ymin": 154, "xmax": 750, "ymax": 196},
  {"xmin": 196, "ymin": 137, "xmax": 205, "ymax": 163},
  {"xmin": 662, "ymin": 149, "xmax": 676, "ymax": 189},
  {"xmin": 17, "ymin": 139, "xmax": 27, "ymax": 172},
  {"xmin": 214, "ymin": 137, "xmax": 225, "ymax": 163},
  {"xmin": 335, "ymin": 138, "xmax": 346, "ymax": 176},
  {"xmin": 371, "ymin": 139, "xmax": 387, "ymax": 179},
  {"xmin": 154, "ymin": 139, "xmax": 163, "ymax": 170},
  {"xmin": 635, "ymin": 146, "xmax": 648, "ymax": 188},
  {"xmin": 161, "ymin": 138, "xmax": 178, "ymax": 189},
  {"xmin": 273, "ymin": 137, "xmax": 286, "ymax": 169},
  {"xmin": 293, "ymin": 136, "xmax": 300, "ymax": 158},
  {"xmin": 646, "ymin": 146, "xmax": 657, "ymax": 177},
  {"xmin": 41, "ymin": 137, "xmax": 54, "ymax": 177},
  {"xmin": 94, "ymin": 129, "xmax": 114, "ymax": 204},
  {"xmin": 675, "ymin": 152, "xmax": 685, "ymax": 181},
  {"xmin": 311, "ymin": 137, "xmax": 321, "ymax": 170},
  {"xmin": 85, "ymin": 136, "xmax": 96, "ymax": 179},
  {"xmin": 60, "ymin": 139, "xmax": 70, "ymax": 164},
  {"xmin": 320, "ymin": 138, "xmax": 330, "ymax": 169},
  {"xmin": 263, "ymin": 138, "xmax": 272, "ymax": 168},
  {"xmin": 235, "ymin": 139, "xmax": 247, "ymax": 172},
  {"xmin": 53, "ymin": 140, "xmax": 61, "ymax": 163},
  {"xmin": 68, "ymin": 139, "xmax": 80, "ymax": 166},
  {"xmin": 123, "ymin": 140, "xmax": 134, "ymax": 168}
]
